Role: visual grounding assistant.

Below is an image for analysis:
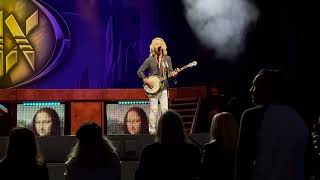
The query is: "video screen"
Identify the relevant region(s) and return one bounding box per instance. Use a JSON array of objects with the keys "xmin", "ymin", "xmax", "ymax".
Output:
[
  {"xmin": 17, "ymin": 102, "xmax": 65, "ymax": 136},
  {"xmin": 106, "ymin": 103, "xmax": 150, "ymax": 135}
]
